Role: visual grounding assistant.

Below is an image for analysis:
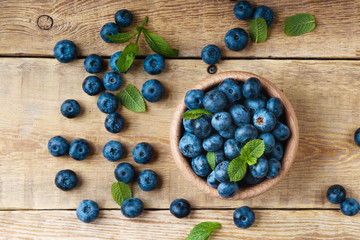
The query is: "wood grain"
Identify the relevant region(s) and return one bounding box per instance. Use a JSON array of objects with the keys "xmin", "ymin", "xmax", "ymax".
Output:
[
  {"xmin": 0, "ymin": 0, "xmax": 360, "ymax": 58},
  {"xmin": 0, "ymin": 58, "xmax": 360, "ymax": 210},
  {"xmin": 0, "ymin": 209, "xmax": 359, "ymax": 239}
]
